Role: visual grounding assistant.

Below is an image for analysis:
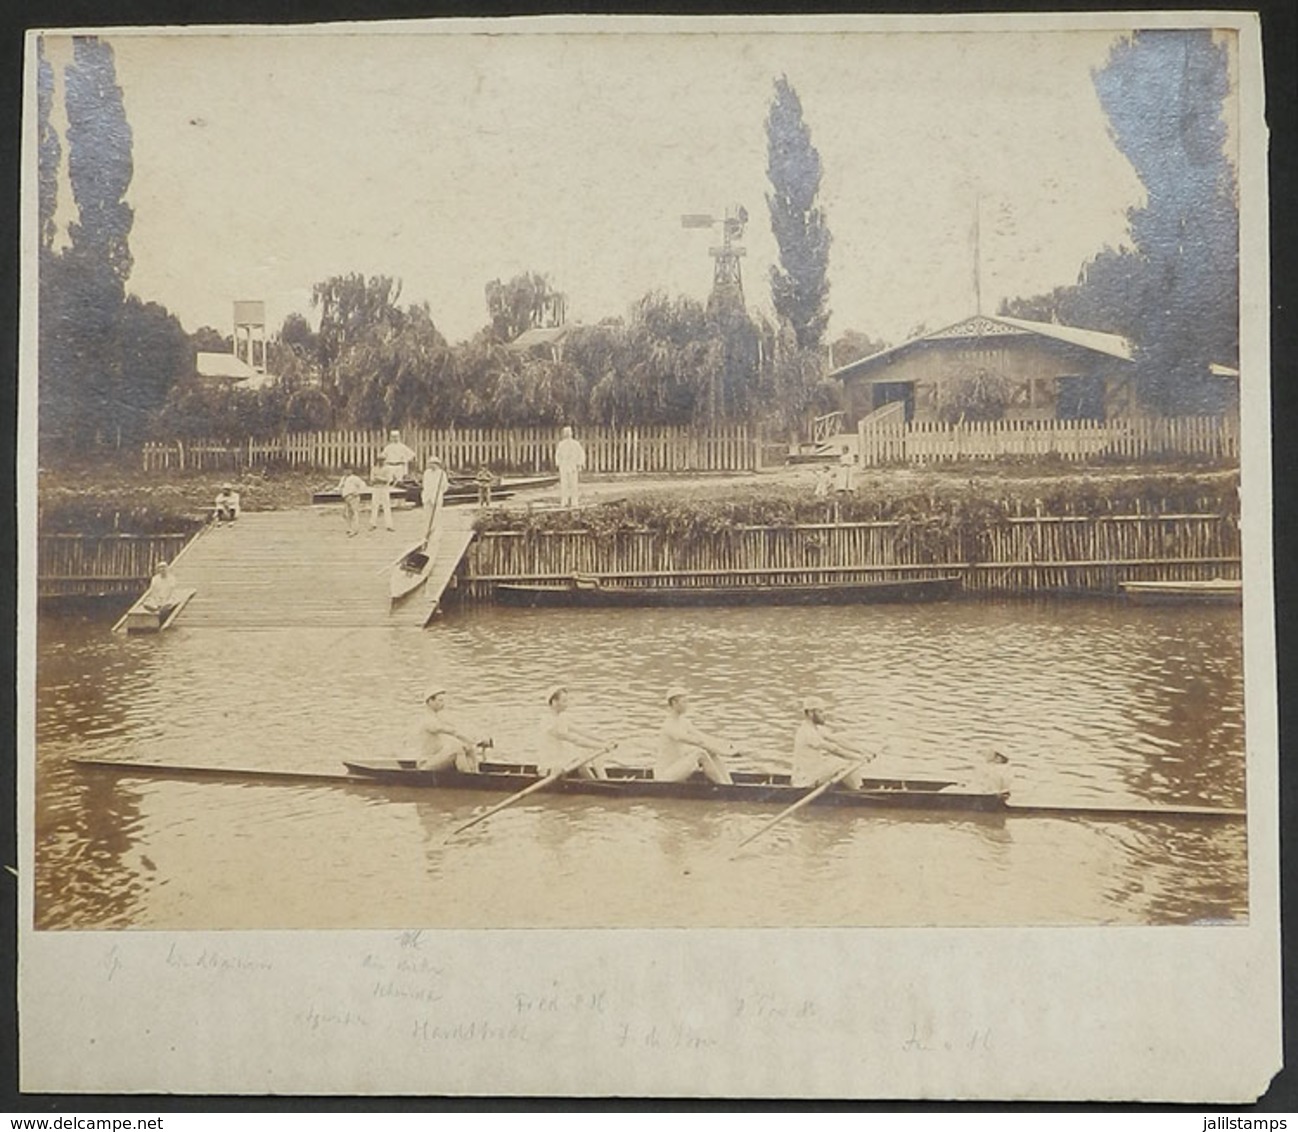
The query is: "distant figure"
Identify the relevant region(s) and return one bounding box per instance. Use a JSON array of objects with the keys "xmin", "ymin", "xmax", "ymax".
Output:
[
  {"xmin": 813, "ymin": 464, "xmax": 831, "ymax": 499},
  {"xmin": 474, "ymin": 466, "xmax": 495, "ymax": 508},
  {"xmin": 834, "ymin": 449, "xmax": 856, "ymax": 495},
  {"xmin": 141, "ymin": 561, "xmax": 178, "ymax": 614},
  {"xmin": 537, "ymin": 685, "xmax": 612, "ymax": 780},
  {"xmin": 337, "ymin": 466, "xmax": 367, "ymax": 537},
  {"xmin": 416, "ymin": 687, "xmax": 487, "ymax": 774},
  {"xmin": 379, "ymin": 429, "xmax": 417, "ymax": 484},
  {"xmin": 422, "ymin": 455, "xmax": 449, "ymax": 518},
  {"xmin": 555, "ymin": 426, "xmax": 587, "ymax": 509},
  {"xmin": 655, "ymin": 686, "xmax": 736, "ymax": 784},
  {"xmin": 214, "ymin": 483, "xmax": 240, "ymax": 523},
  {"xmin": 792, "ymin": 696, "xmax": 874, "ymax": 789}
]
